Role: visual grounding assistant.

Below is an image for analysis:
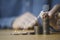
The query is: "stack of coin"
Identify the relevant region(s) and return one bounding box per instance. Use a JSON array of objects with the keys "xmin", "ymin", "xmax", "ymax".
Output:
[{"xmin": 42, "ymin": 13, "xmax": 50, "ymax": 34}]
